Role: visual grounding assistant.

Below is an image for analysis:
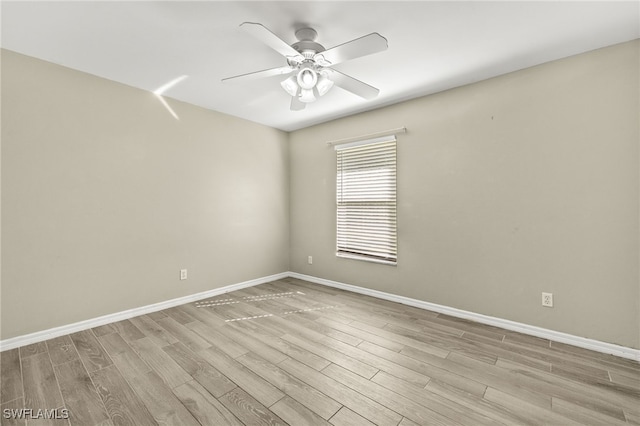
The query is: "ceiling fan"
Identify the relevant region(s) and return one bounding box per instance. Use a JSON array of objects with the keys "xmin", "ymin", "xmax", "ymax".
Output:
[{"xmin": 222, "ymin": 22, "xmax": 388, "ymax": 111}]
